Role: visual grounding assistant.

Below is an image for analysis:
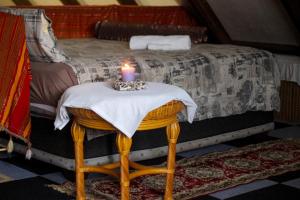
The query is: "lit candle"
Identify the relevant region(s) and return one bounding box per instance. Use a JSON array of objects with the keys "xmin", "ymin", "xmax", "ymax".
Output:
[{"xmin": 121, "ymin": 64, "xmax": 135, "ymax": 82}]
